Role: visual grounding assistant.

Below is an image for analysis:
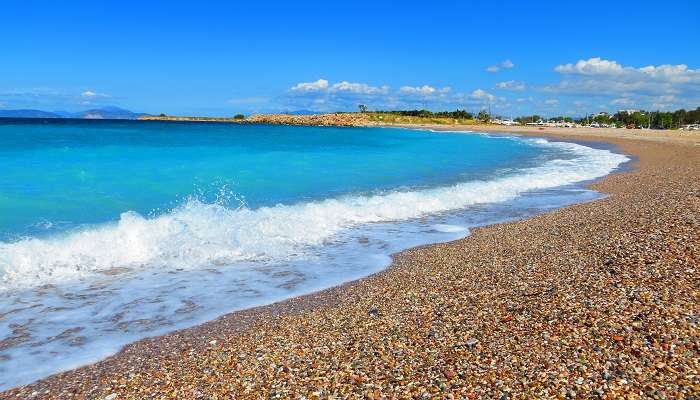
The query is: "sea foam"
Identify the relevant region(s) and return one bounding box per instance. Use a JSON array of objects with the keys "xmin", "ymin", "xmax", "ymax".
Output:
[{"xmin": 0, "ymin": 138, "xmax": 627, "ymax": 290}]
